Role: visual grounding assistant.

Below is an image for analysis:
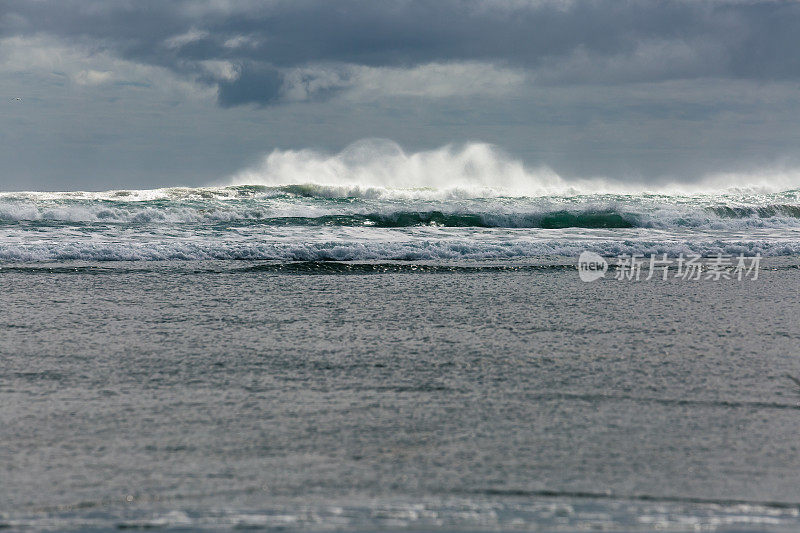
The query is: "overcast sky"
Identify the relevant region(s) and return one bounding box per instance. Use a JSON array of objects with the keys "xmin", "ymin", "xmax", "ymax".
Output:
[{"xmin": 2, "ymin": 0, "xmax": 800, "ymax": 190}]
